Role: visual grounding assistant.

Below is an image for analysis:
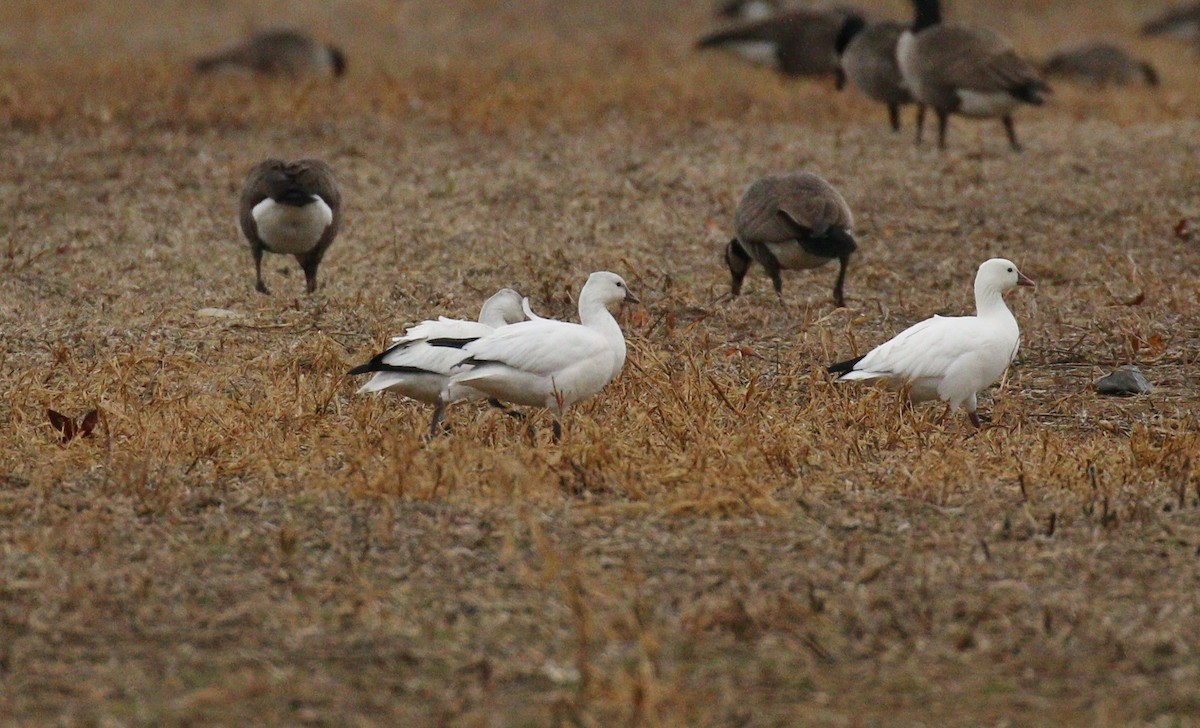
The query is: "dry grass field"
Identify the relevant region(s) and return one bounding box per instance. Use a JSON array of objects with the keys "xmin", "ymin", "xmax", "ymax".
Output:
[{"xmin": 2, "ymin": 0, "xmax": 1200, "ymax": 725}]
